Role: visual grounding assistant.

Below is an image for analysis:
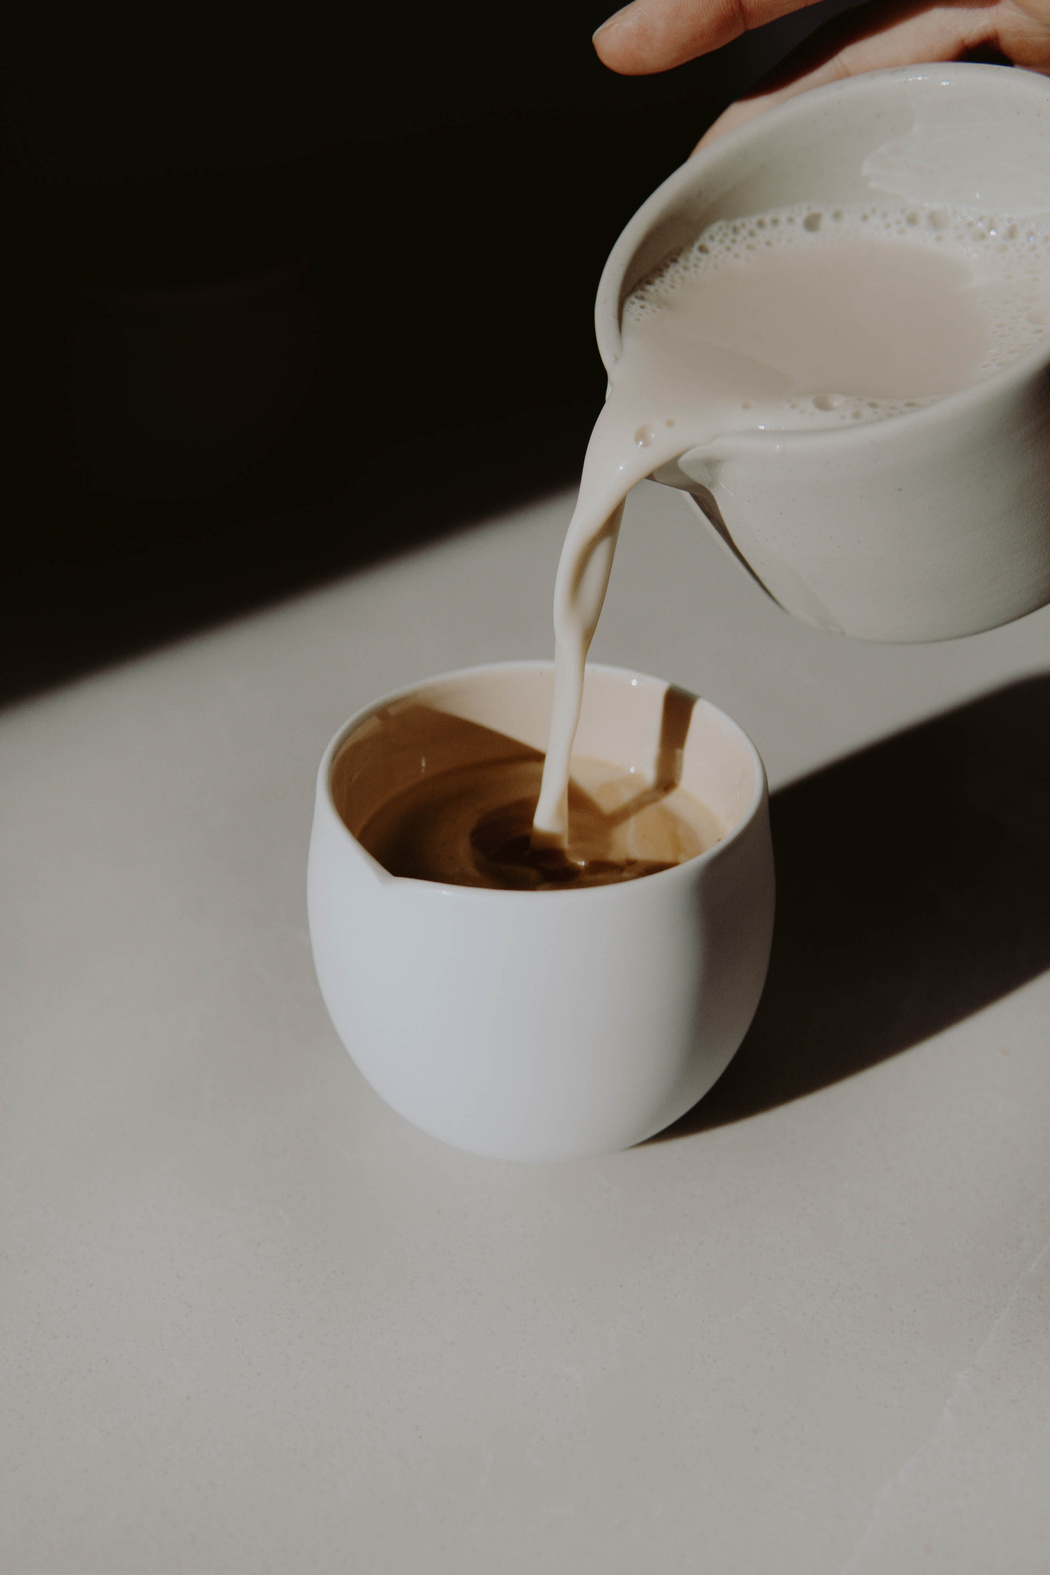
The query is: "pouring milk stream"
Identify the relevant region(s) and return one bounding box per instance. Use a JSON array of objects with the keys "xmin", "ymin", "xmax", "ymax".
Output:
[
  {"xmin": 307, "ymin": 66, "xmax": 1050, "ymax": 1162},
  {"xmin": 532, "ymin": 70, "xmax": 1050, "ymax": 849}
]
